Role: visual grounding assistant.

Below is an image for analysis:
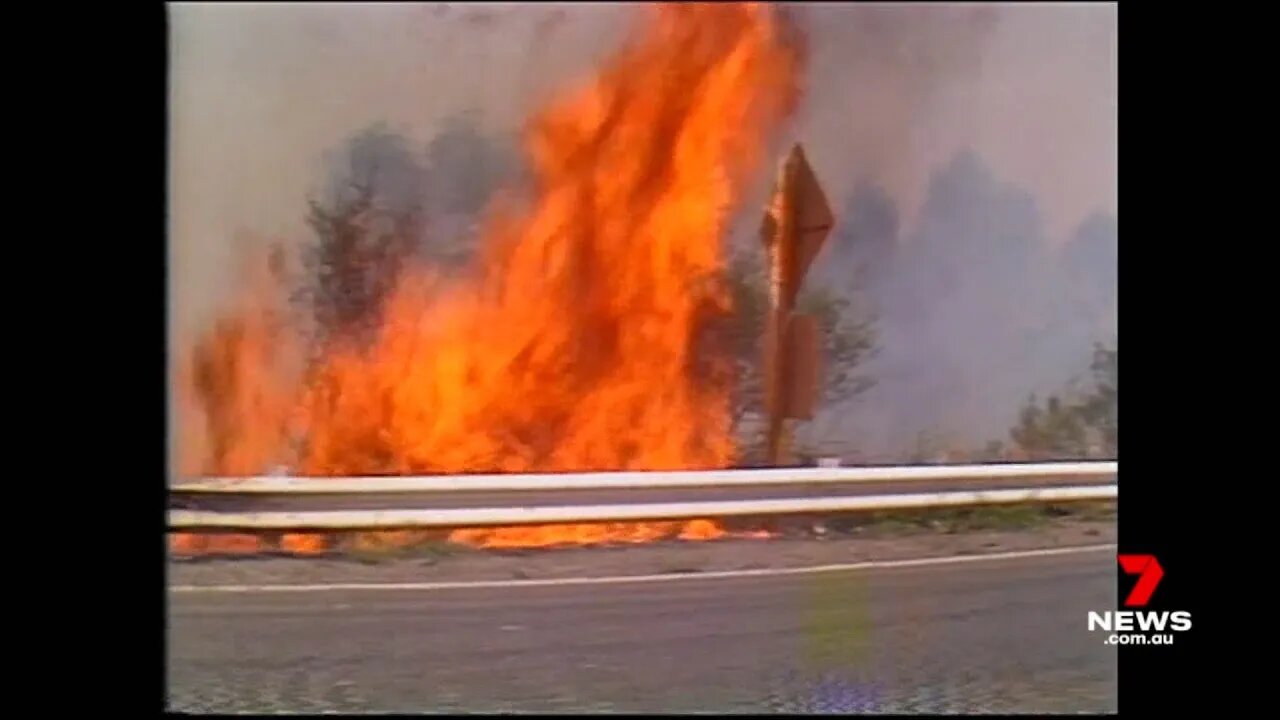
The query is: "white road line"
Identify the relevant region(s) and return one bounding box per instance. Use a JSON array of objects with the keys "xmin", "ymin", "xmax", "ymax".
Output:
[{"xmin": 170, "ymin": 543, "xmax": 1116, "ymax": 595}]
